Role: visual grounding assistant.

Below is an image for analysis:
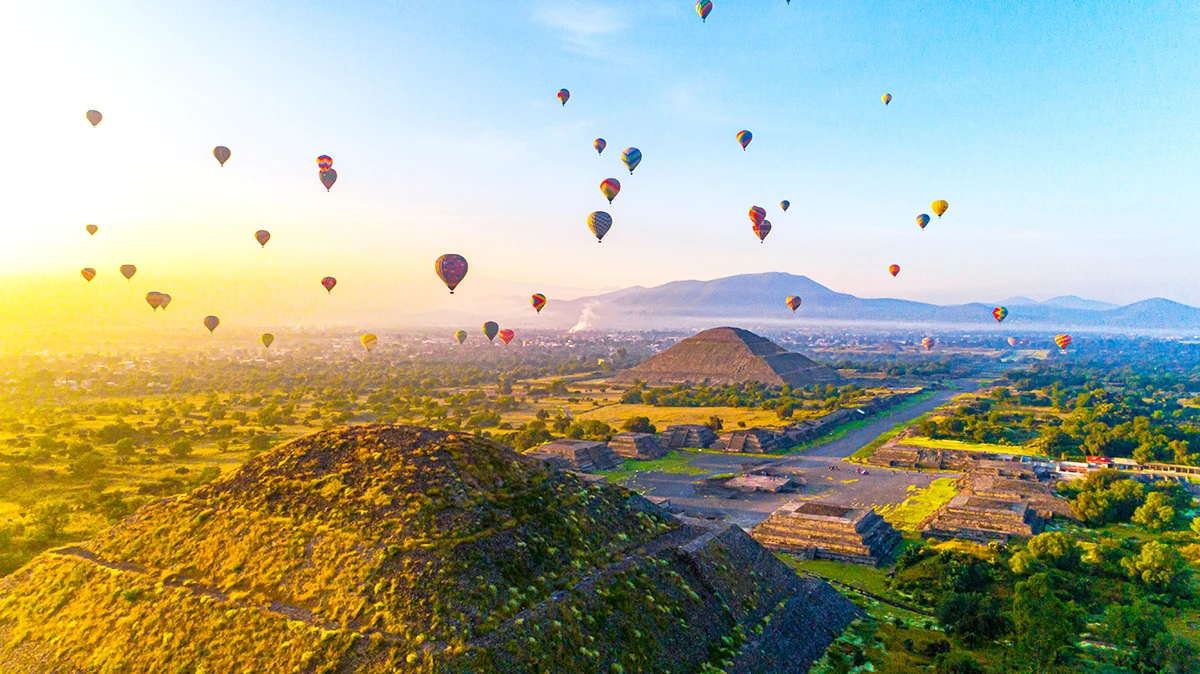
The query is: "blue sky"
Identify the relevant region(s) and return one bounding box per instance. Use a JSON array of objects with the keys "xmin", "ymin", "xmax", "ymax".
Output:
[{"xmin": 1, "ymin": 0, "xmax": 1198, "ymax": 330}]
